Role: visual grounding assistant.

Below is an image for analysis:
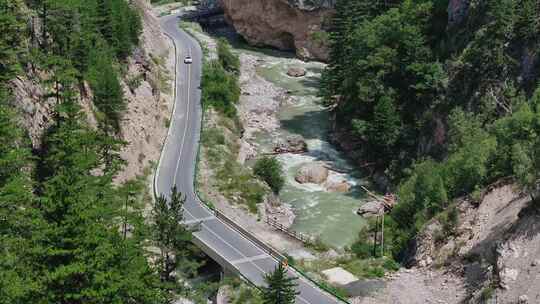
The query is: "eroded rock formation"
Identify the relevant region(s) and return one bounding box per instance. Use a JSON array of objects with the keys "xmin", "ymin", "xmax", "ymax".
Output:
[
  {"xmin": 295, "ymin": 162, "xmax": 329, "ymax": 184},
  {"xmin": 219, "ymin": 0, "xmax": 334, "ymax": 61}
]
